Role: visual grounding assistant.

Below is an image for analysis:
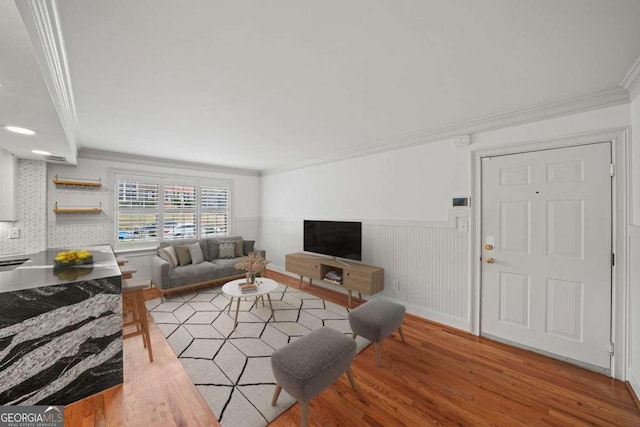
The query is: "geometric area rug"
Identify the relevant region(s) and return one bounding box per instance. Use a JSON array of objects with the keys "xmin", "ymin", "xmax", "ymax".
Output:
[{"xmin": 146, "ymin": 282, "xmax": 371, "ymax": 427}]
